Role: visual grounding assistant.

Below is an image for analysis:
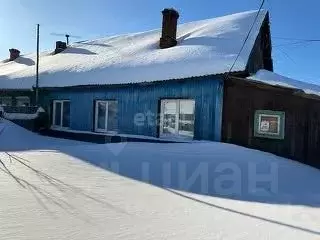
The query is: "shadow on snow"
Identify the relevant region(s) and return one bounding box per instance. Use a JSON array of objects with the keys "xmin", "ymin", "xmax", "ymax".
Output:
[{"xmin": 1, "ymin": 120, "xmax": 320, "ymax": 235}]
